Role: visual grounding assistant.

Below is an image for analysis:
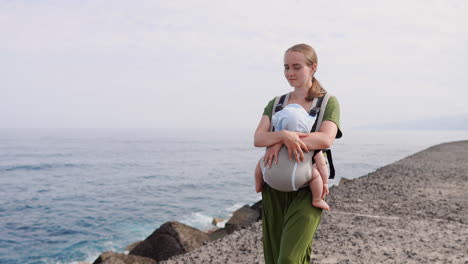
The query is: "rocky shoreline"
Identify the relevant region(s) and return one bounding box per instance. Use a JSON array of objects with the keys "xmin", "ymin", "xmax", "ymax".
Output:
[{"xmin": 88, "ymin": 141, "xmax": 468, "ymax": 264}]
